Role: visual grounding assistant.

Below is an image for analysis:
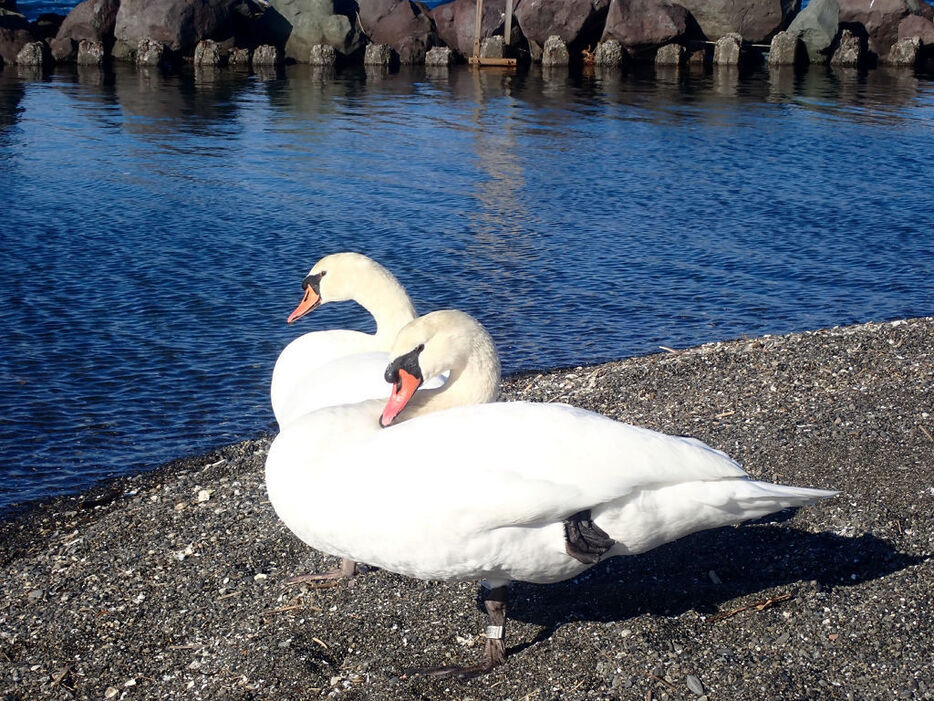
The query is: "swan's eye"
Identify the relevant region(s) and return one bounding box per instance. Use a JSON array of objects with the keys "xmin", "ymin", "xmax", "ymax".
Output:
[{"xmin": 302, "ymin": 271, "xmax": 325, "ymax": 293}]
